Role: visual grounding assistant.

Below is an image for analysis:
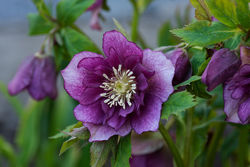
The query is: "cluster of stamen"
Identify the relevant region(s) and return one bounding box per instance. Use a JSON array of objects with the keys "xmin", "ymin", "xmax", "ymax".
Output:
[{"xmin": 100, "ymin": 64, "xmax": 136, "ymax": 109}]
